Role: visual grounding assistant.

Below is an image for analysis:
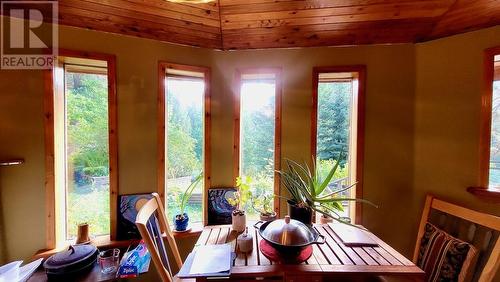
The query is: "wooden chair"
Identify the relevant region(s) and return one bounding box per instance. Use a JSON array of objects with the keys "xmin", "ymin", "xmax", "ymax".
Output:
[
  {"xmin": 135, "ymin": 193, "xmax": 183, "ymax": 282},
  {"xmin": 414, "ymin": 195, "xmax": 500, "ymax": 282}
]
